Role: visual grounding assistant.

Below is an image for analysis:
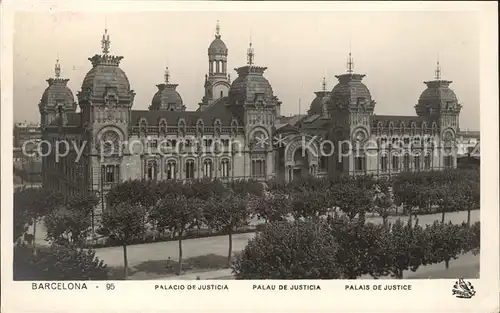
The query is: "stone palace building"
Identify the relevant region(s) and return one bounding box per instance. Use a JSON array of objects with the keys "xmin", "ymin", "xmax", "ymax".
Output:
[{"xmin": 38, "ymin": 23, "xmax": 463, "ymax": 210}]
